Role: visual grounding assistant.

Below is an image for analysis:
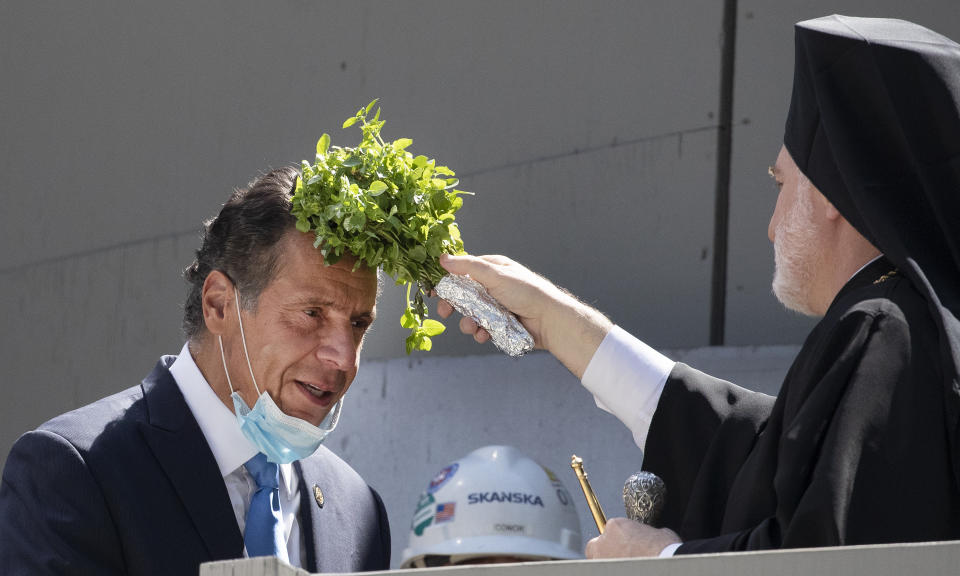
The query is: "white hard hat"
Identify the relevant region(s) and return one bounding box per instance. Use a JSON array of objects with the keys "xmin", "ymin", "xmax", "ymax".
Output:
[{"xmin": 400, "ymin": 445, "xmax": 583, "ymax": 568}]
